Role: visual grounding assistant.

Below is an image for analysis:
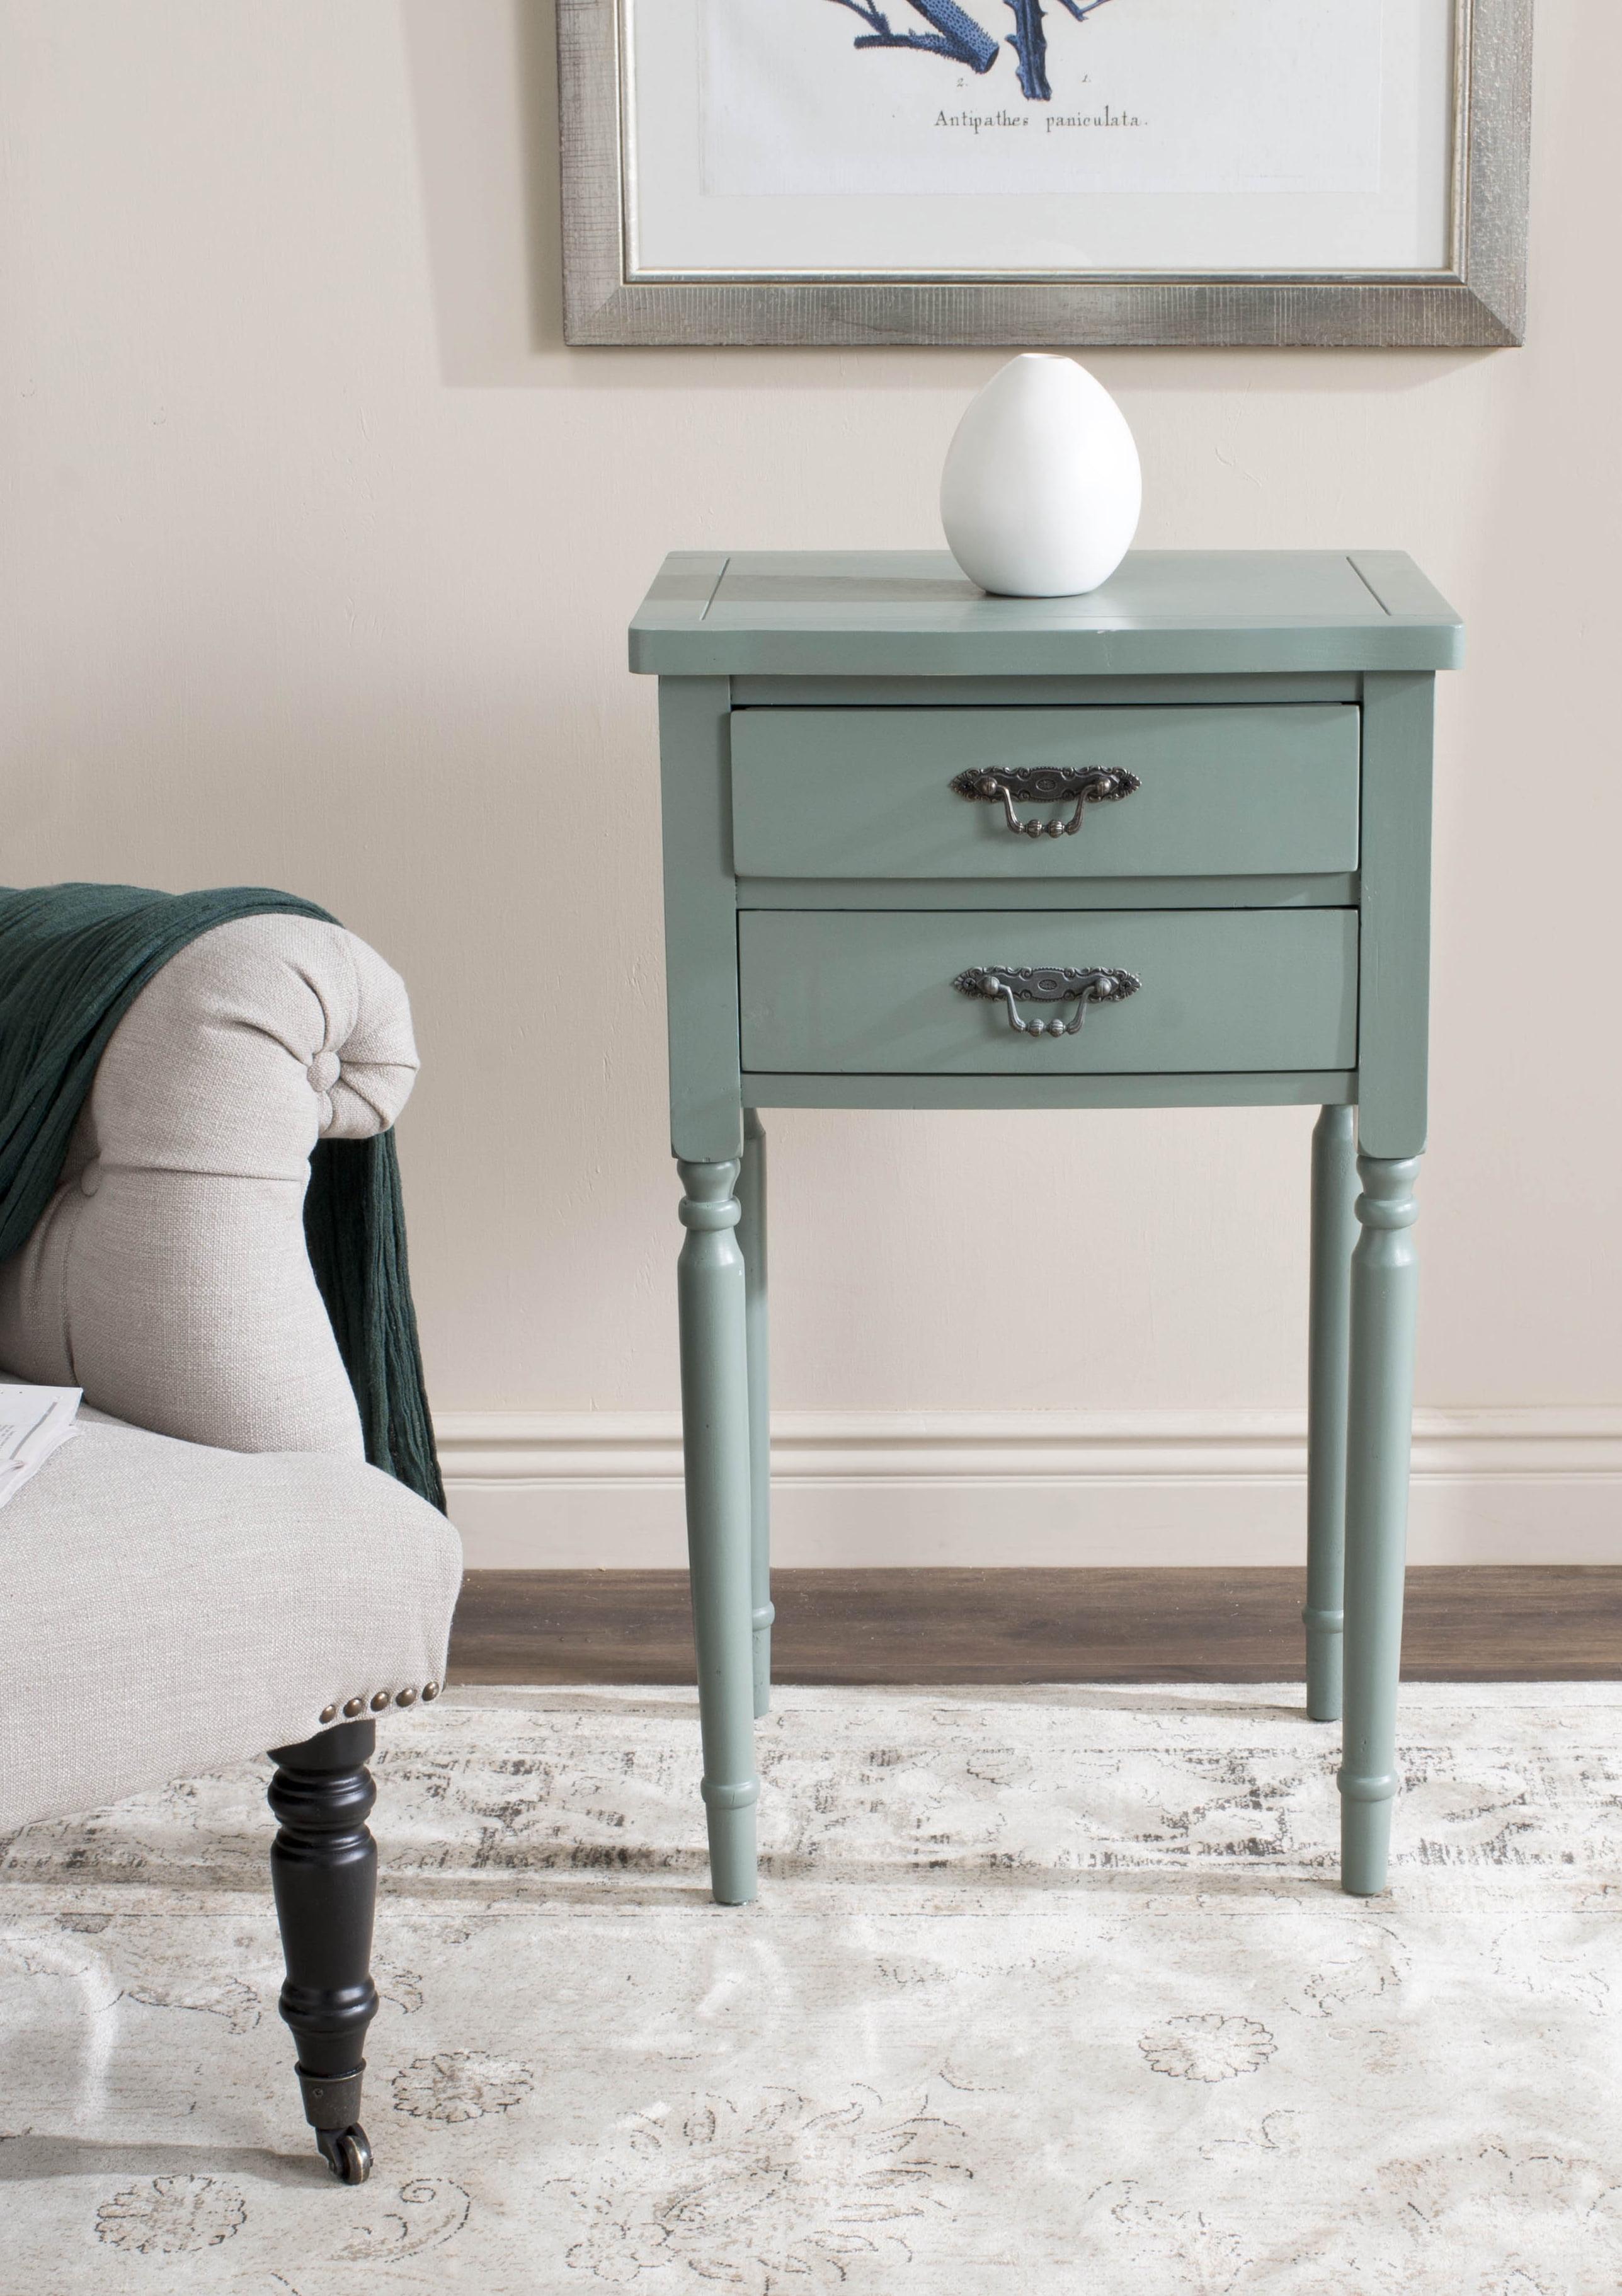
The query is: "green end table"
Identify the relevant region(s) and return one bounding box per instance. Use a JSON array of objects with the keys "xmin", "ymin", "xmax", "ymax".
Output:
[{"xmin": 630, "ymin": 549, "xmax": 1461, "ymax": 1905}]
